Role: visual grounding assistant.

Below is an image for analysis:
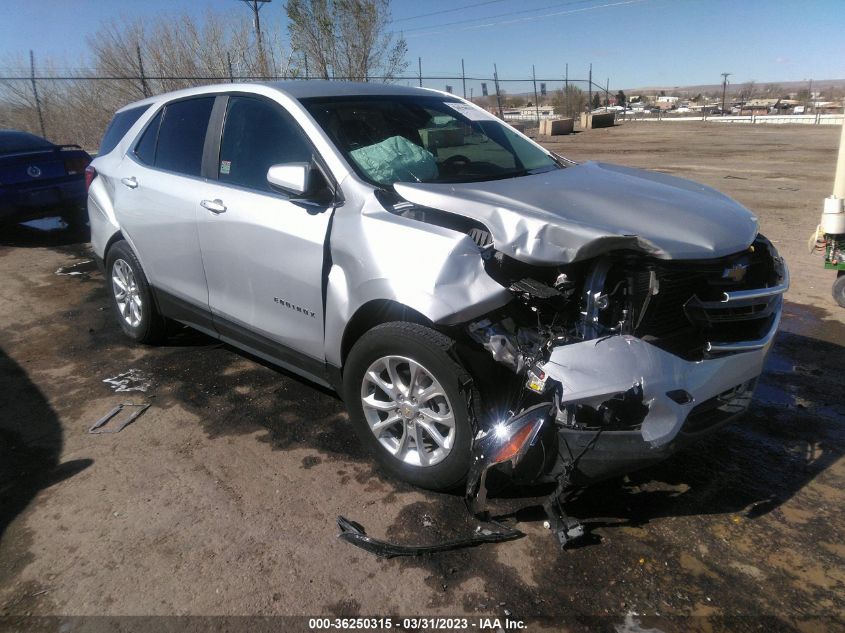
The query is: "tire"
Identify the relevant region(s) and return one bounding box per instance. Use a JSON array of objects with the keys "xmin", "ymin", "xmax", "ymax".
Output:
[
  {"xmin": 343, "ymin": 322, "xmax": 477, "ymax": 491},
  {"xmin": 105, "ymin": 240, "xmax": 167, "ymax": 344},
  {"xmin": 834, "ymin": 273, "xmax": 845, "ymax": 309}
]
